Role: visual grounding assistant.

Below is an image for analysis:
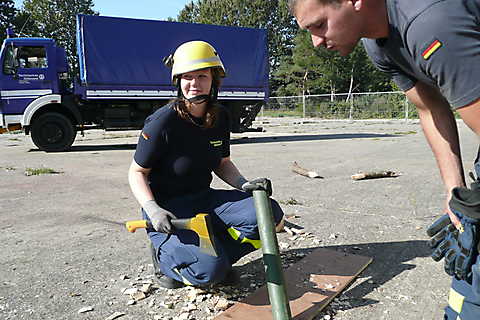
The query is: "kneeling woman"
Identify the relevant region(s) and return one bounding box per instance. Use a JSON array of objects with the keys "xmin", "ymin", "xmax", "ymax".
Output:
[{"xmin": 128, "ymin": 40, "xmax": 284, "ymax": 288}]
